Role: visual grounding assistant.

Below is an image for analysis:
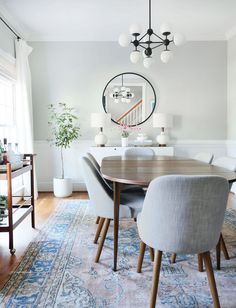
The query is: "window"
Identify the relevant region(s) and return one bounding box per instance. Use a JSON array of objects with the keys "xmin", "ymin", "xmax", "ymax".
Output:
[{"xmin": 0, "ymin": 74, "xmax": 16, "ymax": 143}]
